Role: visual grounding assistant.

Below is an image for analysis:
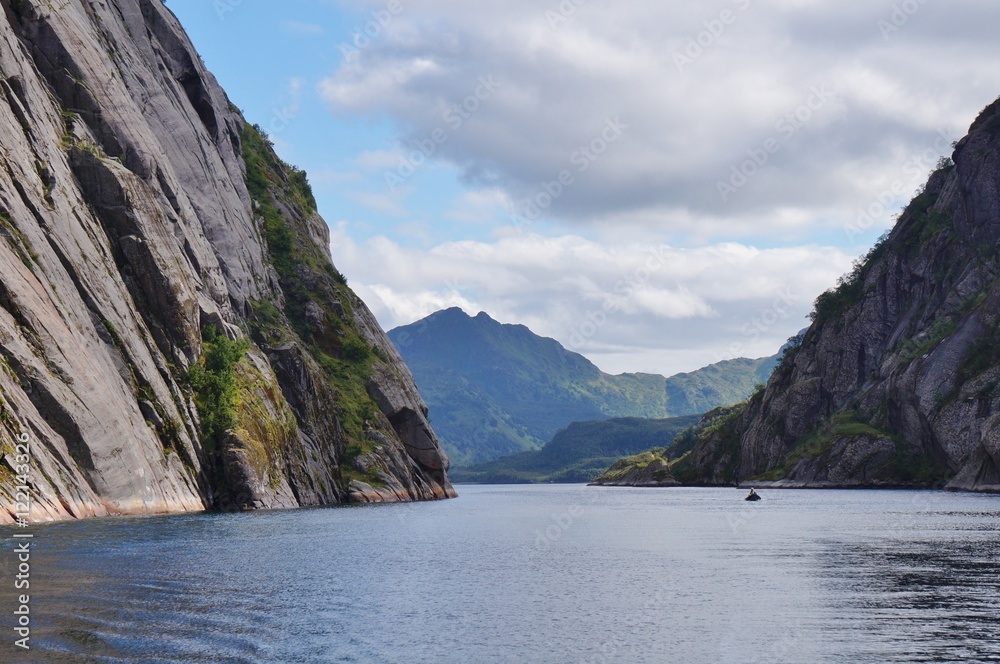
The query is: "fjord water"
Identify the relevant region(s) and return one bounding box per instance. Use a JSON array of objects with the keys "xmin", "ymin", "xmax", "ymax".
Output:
[{"xmin": 3, "ymin": 486, "xmax": 999, "ymax": 663}]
